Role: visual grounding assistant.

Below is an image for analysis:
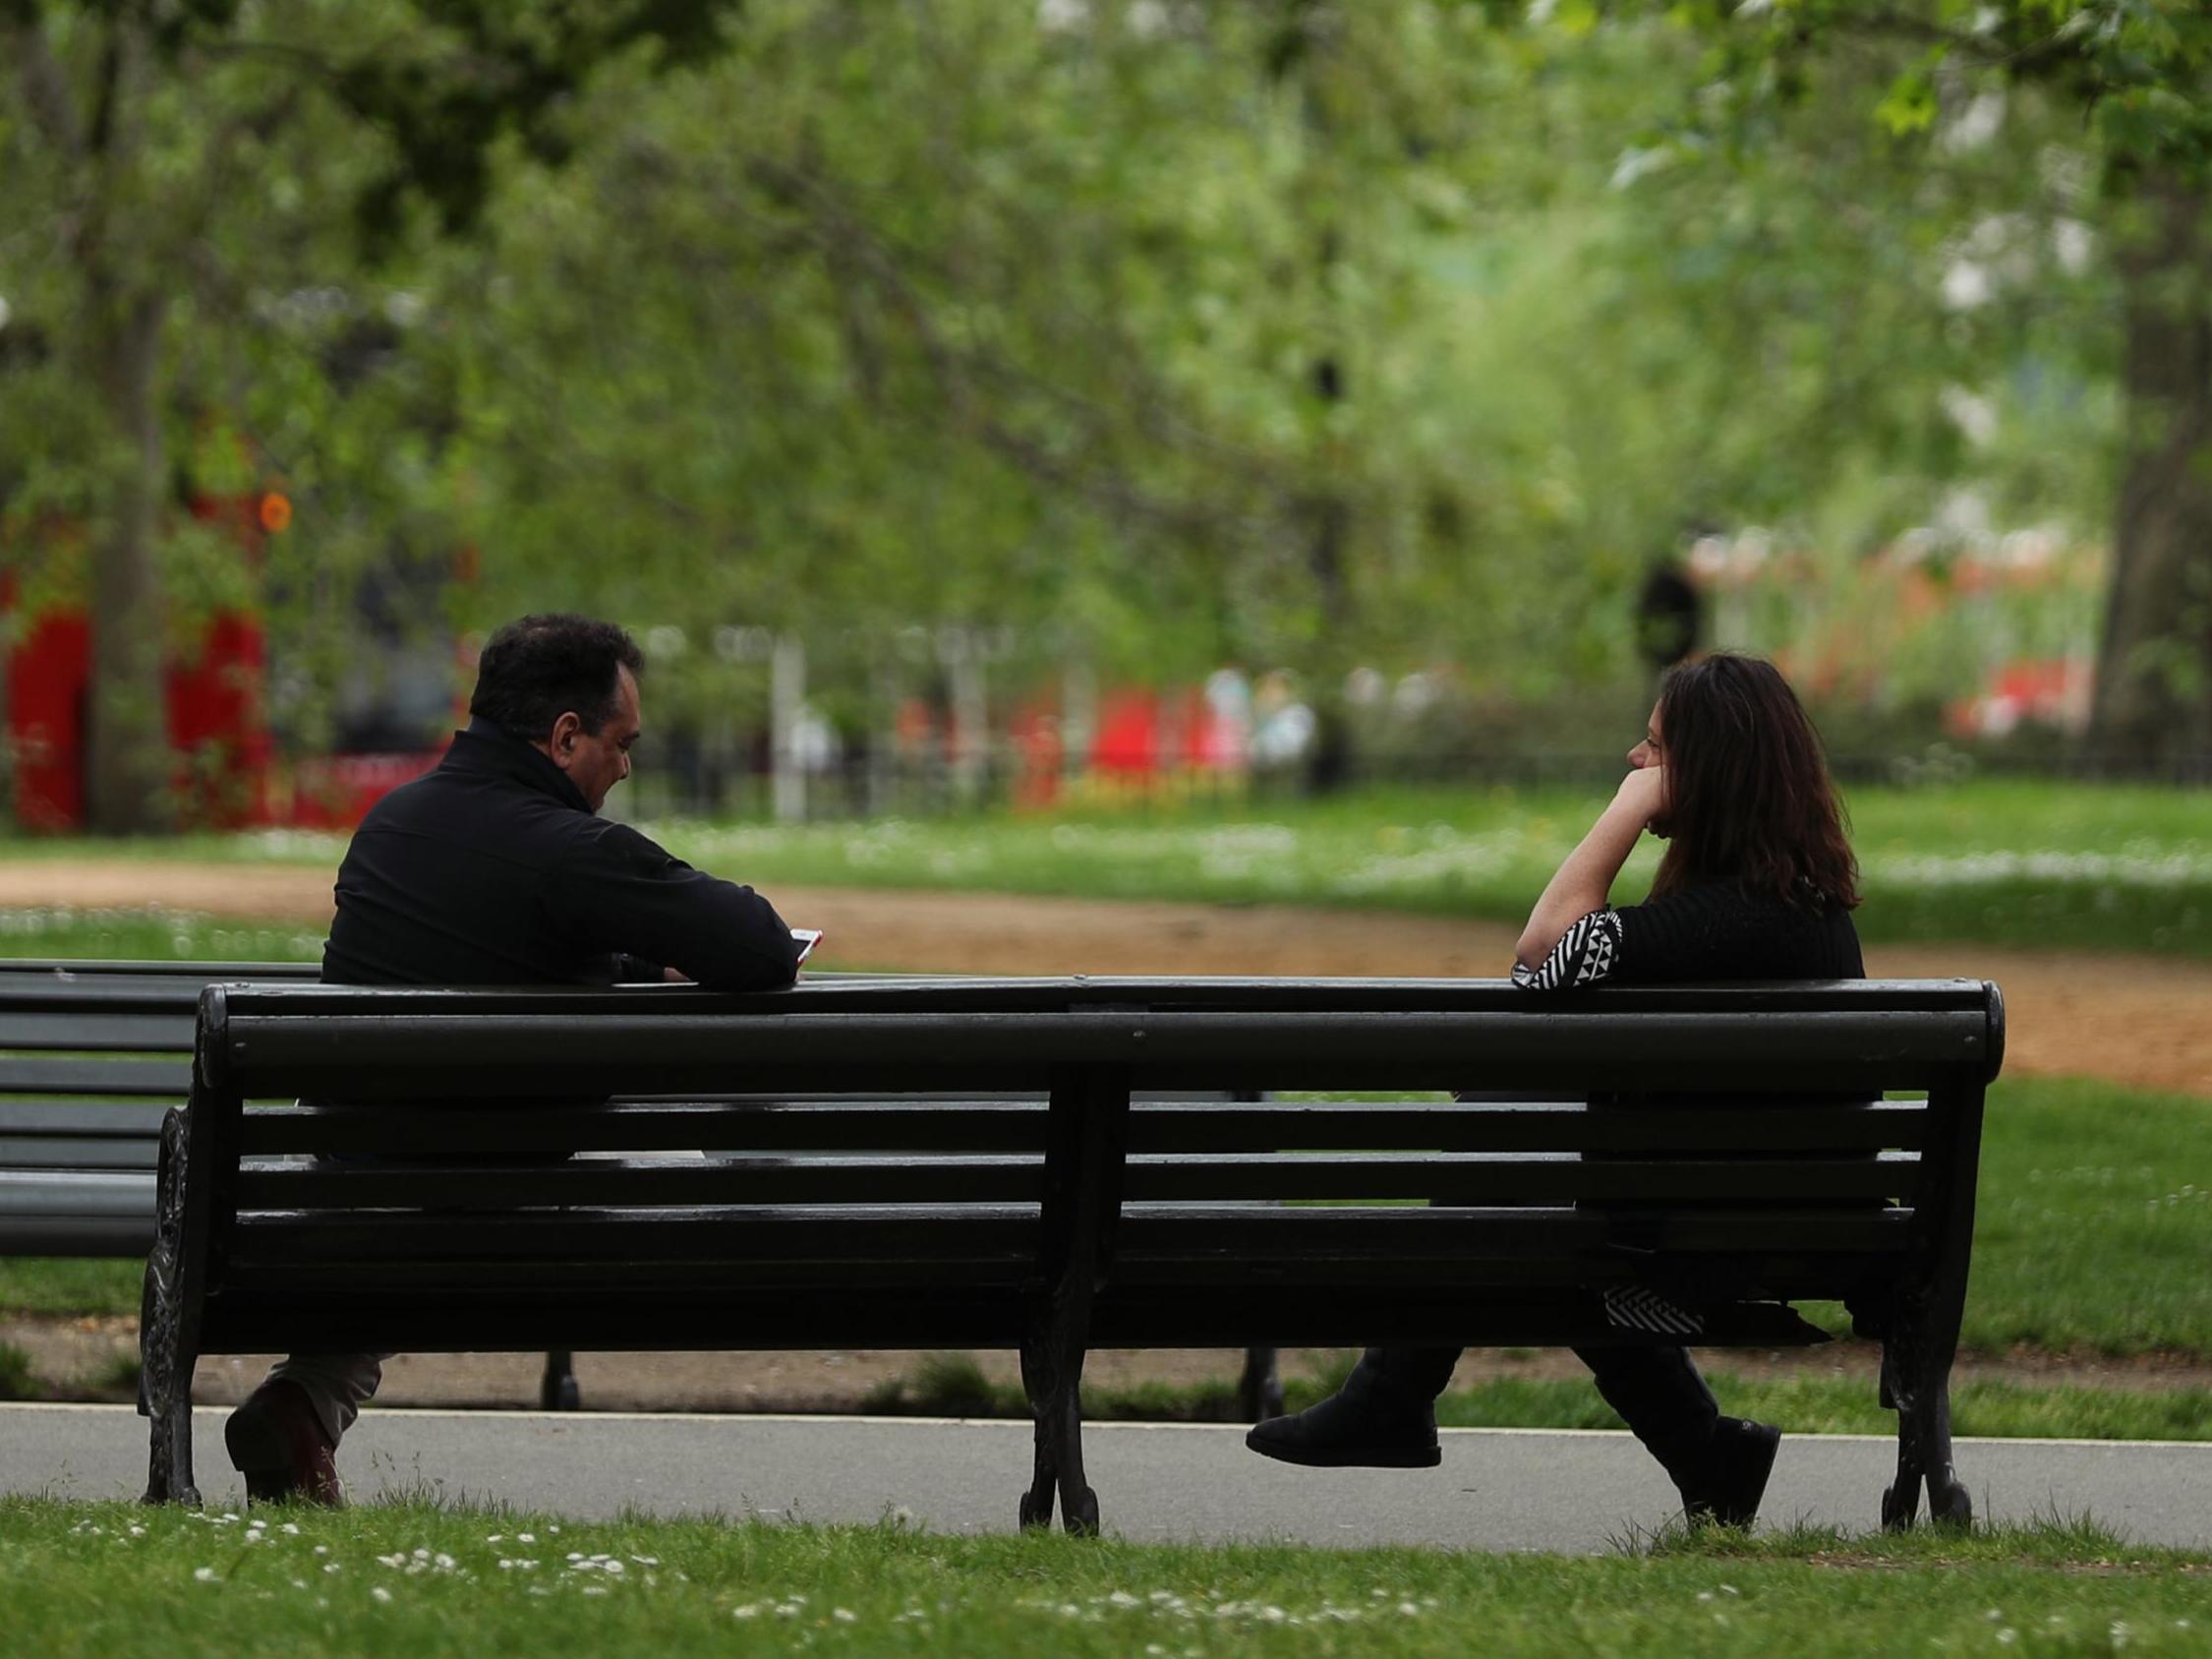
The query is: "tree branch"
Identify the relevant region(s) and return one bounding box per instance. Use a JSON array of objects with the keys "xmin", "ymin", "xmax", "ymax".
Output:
[{"xmin": 1834, "ymin": 6, "xmax": 2099, "ymax": 81}]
